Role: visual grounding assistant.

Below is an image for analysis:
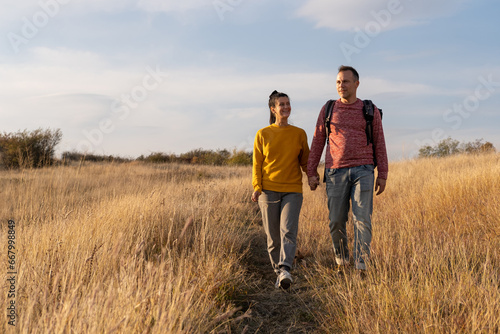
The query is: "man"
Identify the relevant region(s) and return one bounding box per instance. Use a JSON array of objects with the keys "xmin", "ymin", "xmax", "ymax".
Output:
[{"xmin": 307, "ymin": 65, "xmax": 388, "ymax": 273}]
